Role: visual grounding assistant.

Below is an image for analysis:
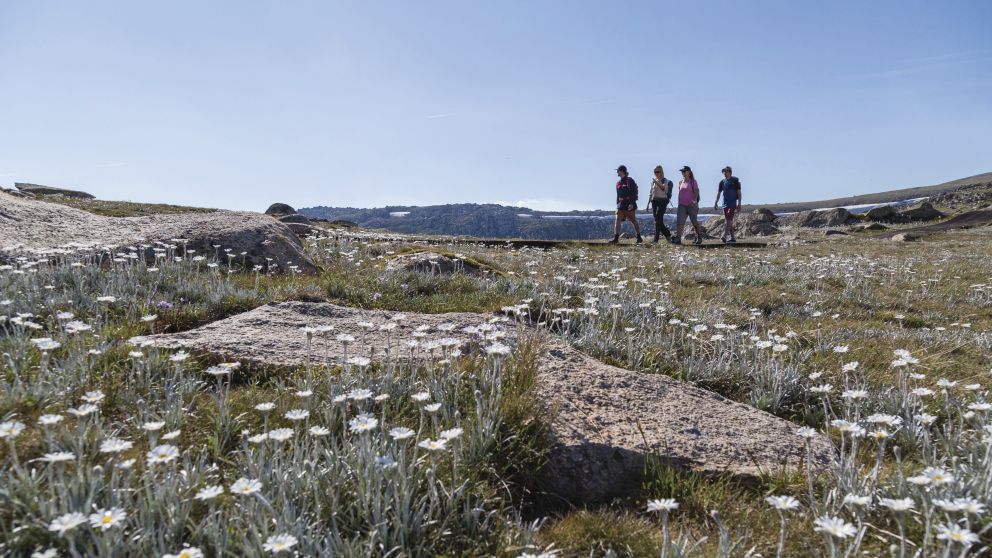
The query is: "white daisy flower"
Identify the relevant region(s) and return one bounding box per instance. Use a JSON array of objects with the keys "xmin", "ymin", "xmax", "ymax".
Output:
[{"xmin": 229, "ymin": 478, "xmax": 262, "ymax": 496}]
